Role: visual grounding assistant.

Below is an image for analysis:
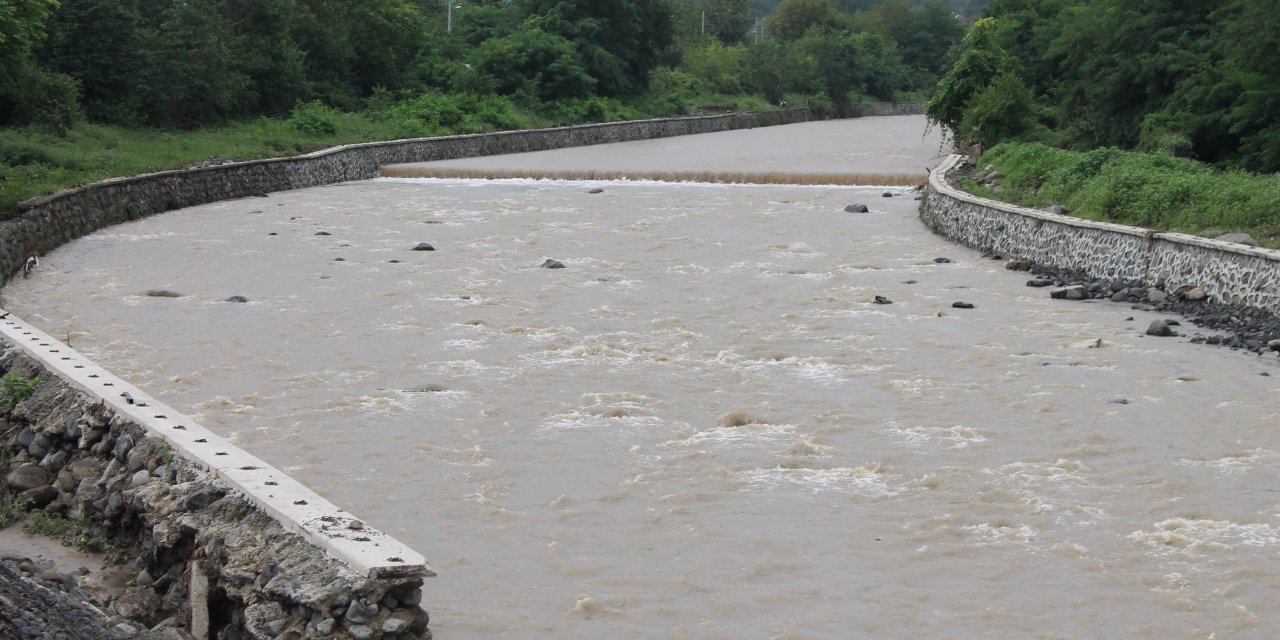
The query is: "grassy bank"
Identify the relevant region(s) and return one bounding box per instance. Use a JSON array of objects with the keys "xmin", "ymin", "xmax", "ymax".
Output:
[
  {"xmin": 0, "ymin": 92, "xmax": 779, "ymax": 215},
  {"xmin": 960, "ymin": 142, "xmax": 1280, "ymax": 248}
]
